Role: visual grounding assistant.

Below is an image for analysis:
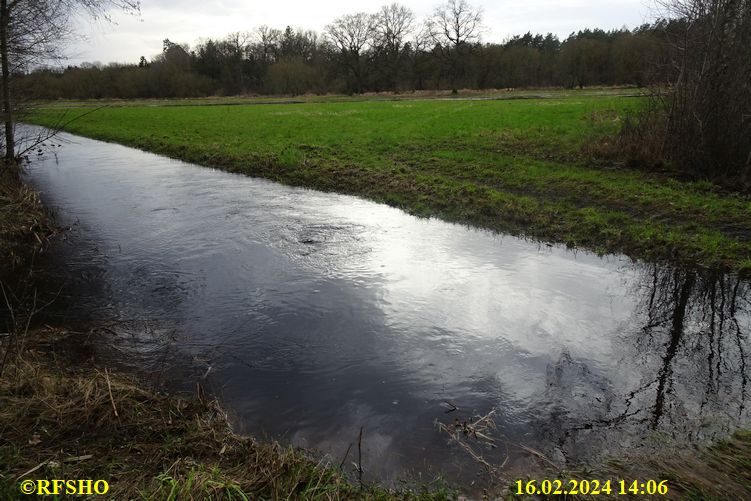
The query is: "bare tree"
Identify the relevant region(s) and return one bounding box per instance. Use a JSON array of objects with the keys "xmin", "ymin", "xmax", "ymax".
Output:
[
  {"xmin": 426, "ymin": 0, "xmax": 483, "ymax": 48},
  {"xmin": 325, "ymin": 12, "xmax": 375, "ymax": 94},
  {"xmin": 632, "ymin": 0, "xmax": 751, "ymax": 186},
  {"xmin": 223, "ymin": 31, "xmax": 252, "ymax": 91},
  {"xmin": 425, "ymin": 0, "xmax": 483, "ymax": 91},
  {"xmin": 254, "ymin": 25, "xmax": 282, "ymax": 64},
  {"xmin": 0, "ymin": 0, "xmax": 140, "ymax": 162},
  {"xmin": 373, "ymin": 3, "xmax": 414, "ymax": 90}
]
